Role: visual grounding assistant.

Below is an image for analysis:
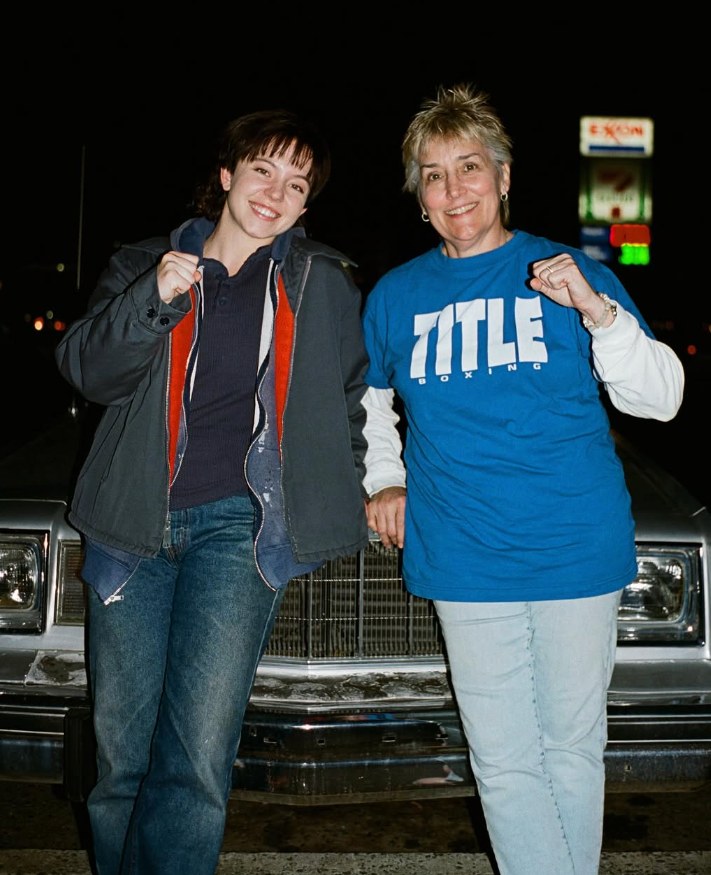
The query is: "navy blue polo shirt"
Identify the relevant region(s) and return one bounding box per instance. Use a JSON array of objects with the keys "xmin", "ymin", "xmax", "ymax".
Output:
[{"xmin": 170, "ymin": 246, "xmax": 269, "ymax": 509}]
